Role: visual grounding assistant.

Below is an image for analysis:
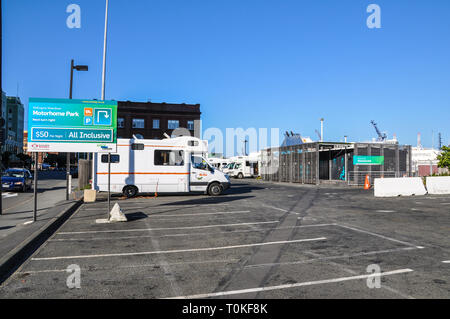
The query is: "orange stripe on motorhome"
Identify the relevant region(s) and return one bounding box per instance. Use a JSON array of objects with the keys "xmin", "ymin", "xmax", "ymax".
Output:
[
  {"xmin": 96, "ymin": 172, "xmax": 189, "ymax": 175},
  {"xmin": 117, "ymin": 145, "xmax": 185, "ymax": 148}
]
